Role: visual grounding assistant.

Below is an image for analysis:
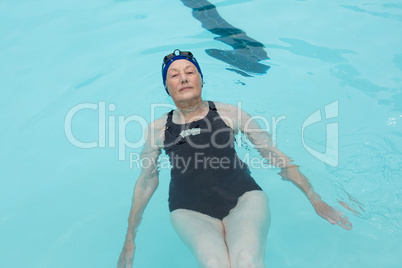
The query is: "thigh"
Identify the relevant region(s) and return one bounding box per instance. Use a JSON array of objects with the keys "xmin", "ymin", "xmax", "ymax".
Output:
[
  {"xmin": 222, "ymin": 190, "xmax": 271, "ymax": 266},
  {"xmin": 170, "ymin": 209, "xmax": 230, "ymax": 267}
]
